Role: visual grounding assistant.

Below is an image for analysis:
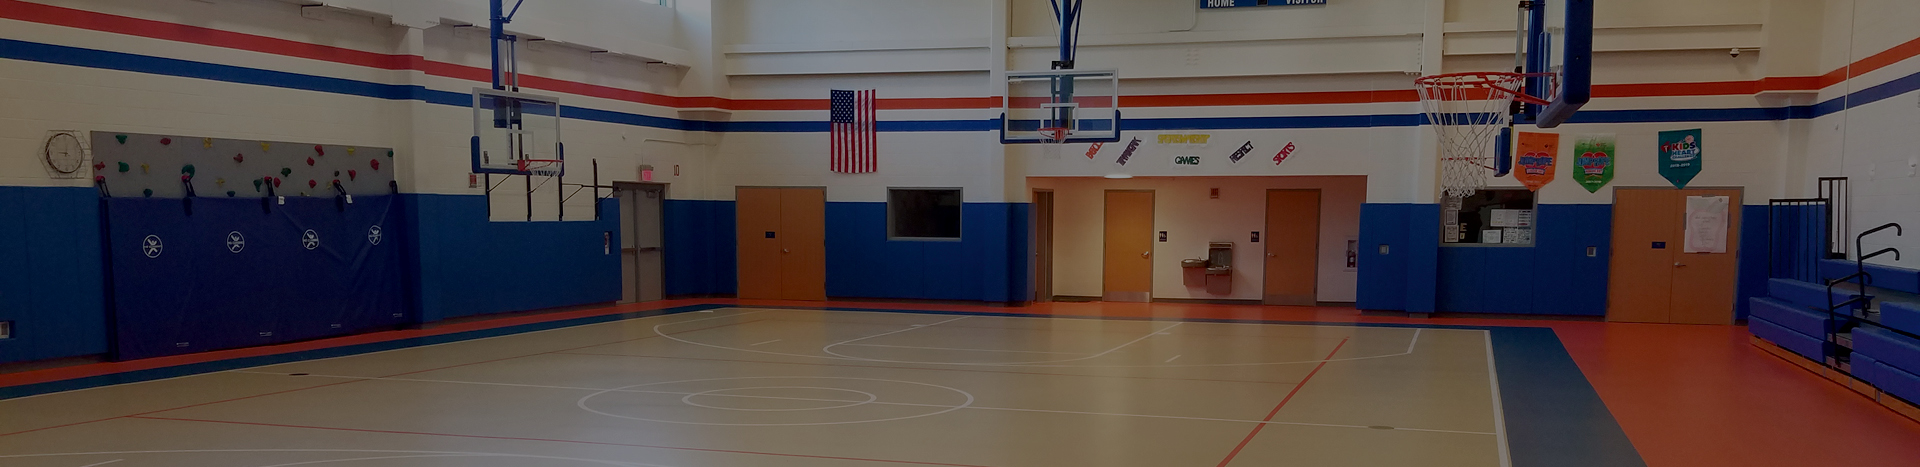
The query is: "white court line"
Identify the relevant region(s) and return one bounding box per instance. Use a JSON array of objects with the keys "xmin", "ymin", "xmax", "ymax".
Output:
[
  {"xmin": 656, "ymin": 313, "xmax": 1422, "ymax": 368},
  {"xmin": 0, "ymin": 450, "xmax": 664, "ymax": 467},
  {"xmin": 76, "ymin": 460, "xmax": 124, "ymax": 467},
  {"xmin": 829, "ymin": 316, "xmax": 970, "ymax": 347},
  {"xmin": 749, "ymin": 339, "xmax": 781, "ymax": 347},
  {"xmin": 820, "ymin": 321, "xmax": 1184, "ymax": 366},
  {"xmin": 228, "ymin": 371, "xmax": 1492, "ymax": 436},
  {"xmin": 0, "ymin": 309, "xmax": 766, "ymax": 404},
  {"xmin": 1165, "ymin": 355, "xmax": 1182, "ymax": 363},
  {"xmin": 1486, "ymin": 330, "xmax": 1513, "ymax": 467},
  {"xmin": 838, "ymin": 343, "xmax": 1084, "ymax": 355}
]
